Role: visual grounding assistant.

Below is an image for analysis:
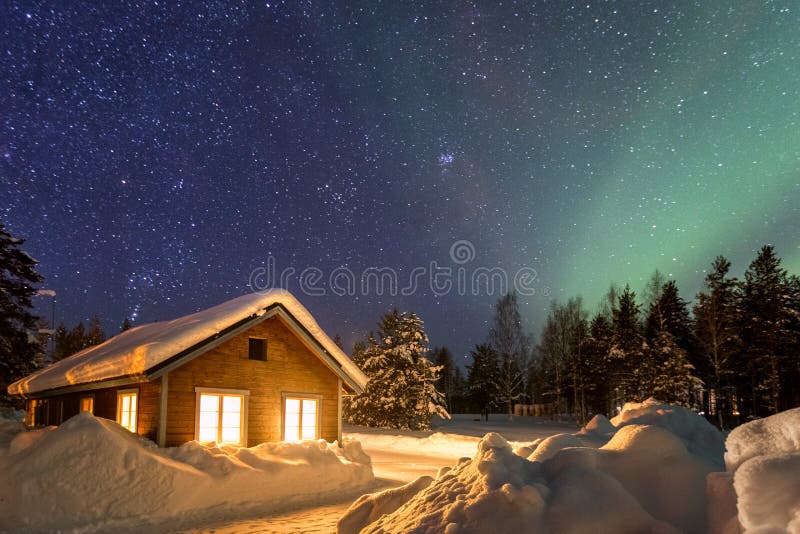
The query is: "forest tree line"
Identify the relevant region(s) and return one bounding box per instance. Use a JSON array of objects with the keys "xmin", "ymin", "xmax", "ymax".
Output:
[{"xmin": 428, "ymin": 245, "xmax": 800, "ymax": 429}]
